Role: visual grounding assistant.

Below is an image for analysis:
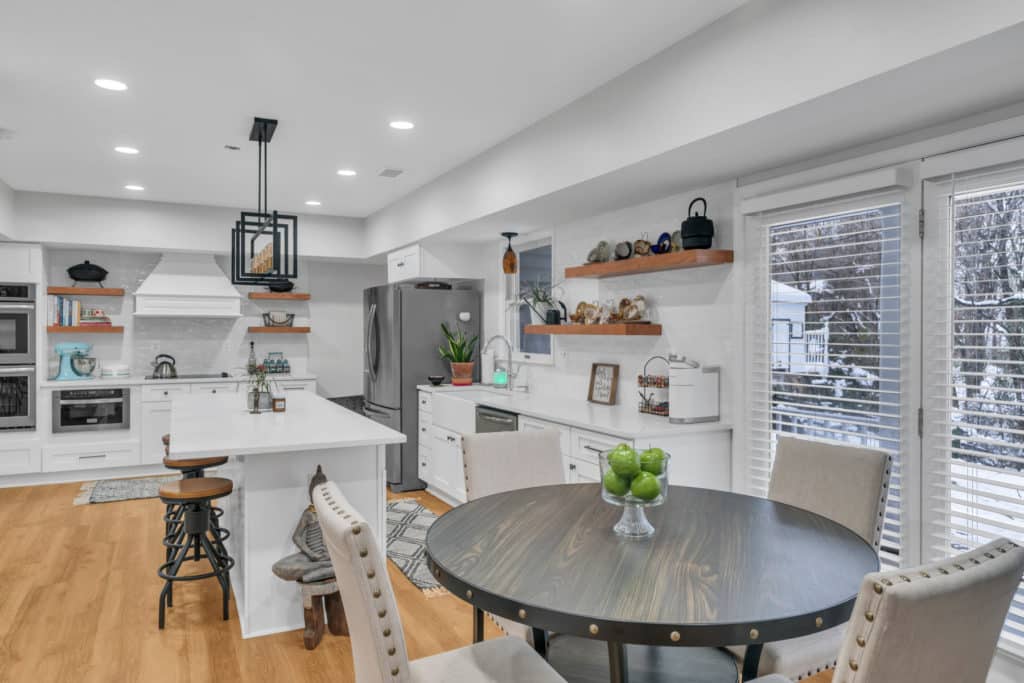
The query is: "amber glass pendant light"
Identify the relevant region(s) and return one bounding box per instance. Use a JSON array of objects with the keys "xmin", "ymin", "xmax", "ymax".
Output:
[{"xmin": 501, "ymin": 231, "xmax": 519, "ymax": 274}]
